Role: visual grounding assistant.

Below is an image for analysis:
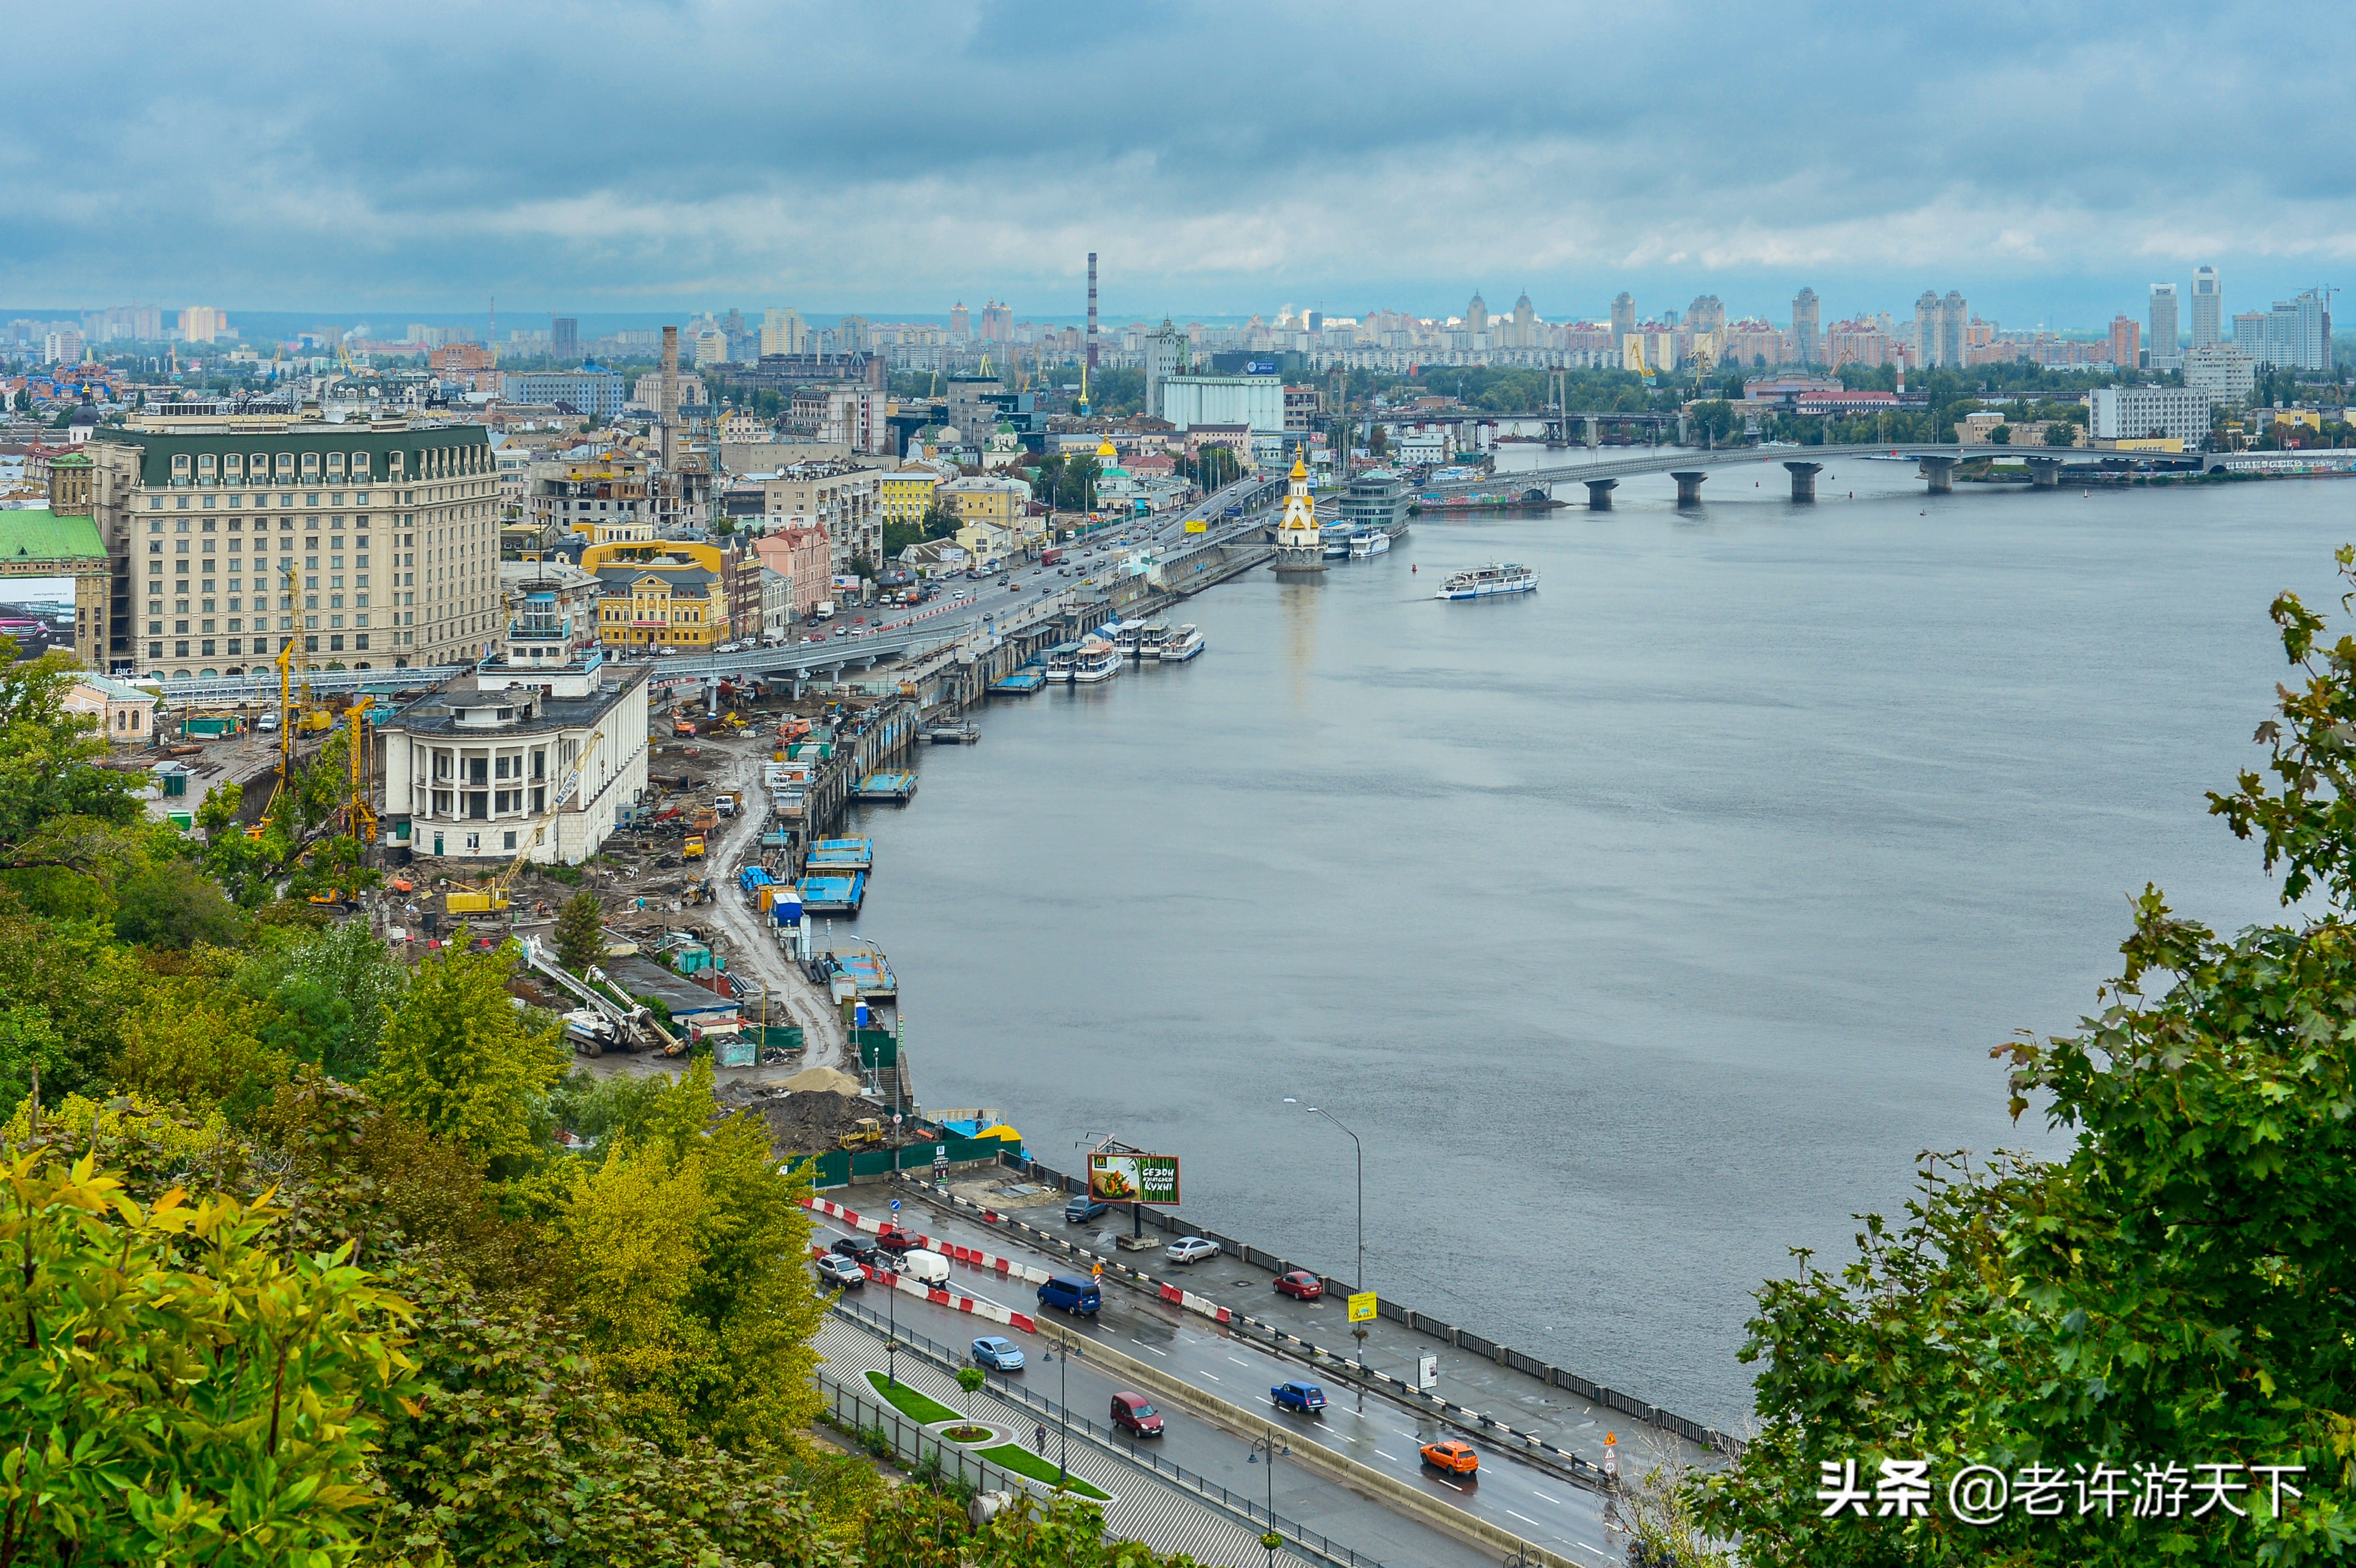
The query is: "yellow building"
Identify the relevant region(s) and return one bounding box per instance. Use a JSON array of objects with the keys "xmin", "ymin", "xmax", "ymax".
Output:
[
  {"xmin": 880, "ymin": 468, "xmax": 945, "ymax": 525},
  {"xmin": 583, "ymin": 540, "xmax": 729, "ymax": 651},
  {"xmin": 937, "ymin": 474, "xmax": 1030, "ymax": 528},
  {"xmin": 953, "ymin": 518, "xmax": 1022, "ymax": 568}
]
